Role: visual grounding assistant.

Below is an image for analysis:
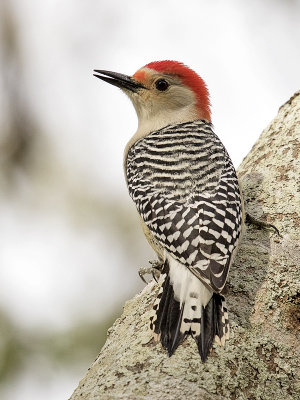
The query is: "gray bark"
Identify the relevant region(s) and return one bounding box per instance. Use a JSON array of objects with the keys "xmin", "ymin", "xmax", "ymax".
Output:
[{"xmin": 70, "ymin": 91, "xmax": 300, "ymax": 400}]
